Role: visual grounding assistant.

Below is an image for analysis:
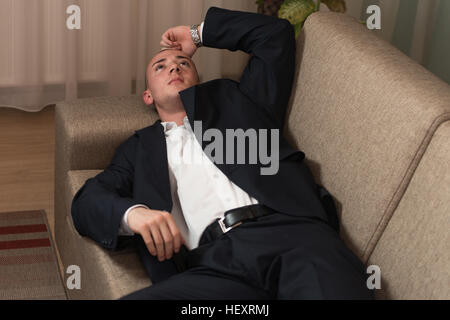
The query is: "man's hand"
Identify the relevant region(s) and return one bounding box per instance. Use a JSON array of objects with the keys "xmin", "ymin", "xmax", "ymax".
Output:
[
  {"xmin": 127, "ymin": 207, "xmax": 185, "ymax": 262},
  {"xmin": 160, "ymin": 25, "xmax": 199, "ymax": 58}
]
